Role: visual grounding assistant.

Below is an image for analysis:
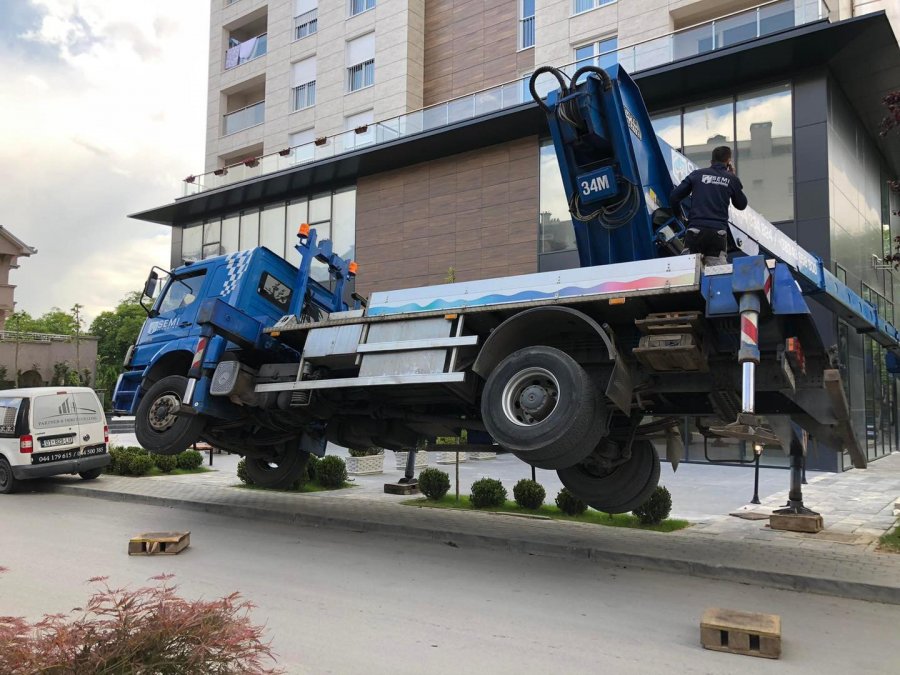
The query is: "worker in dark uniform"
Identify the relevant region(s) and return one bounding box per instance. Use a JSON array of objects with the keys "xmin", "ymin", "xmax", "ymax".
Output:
[{"xmin": 670, "ymin": 146, "xmax": 748, "ymax": 266}]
